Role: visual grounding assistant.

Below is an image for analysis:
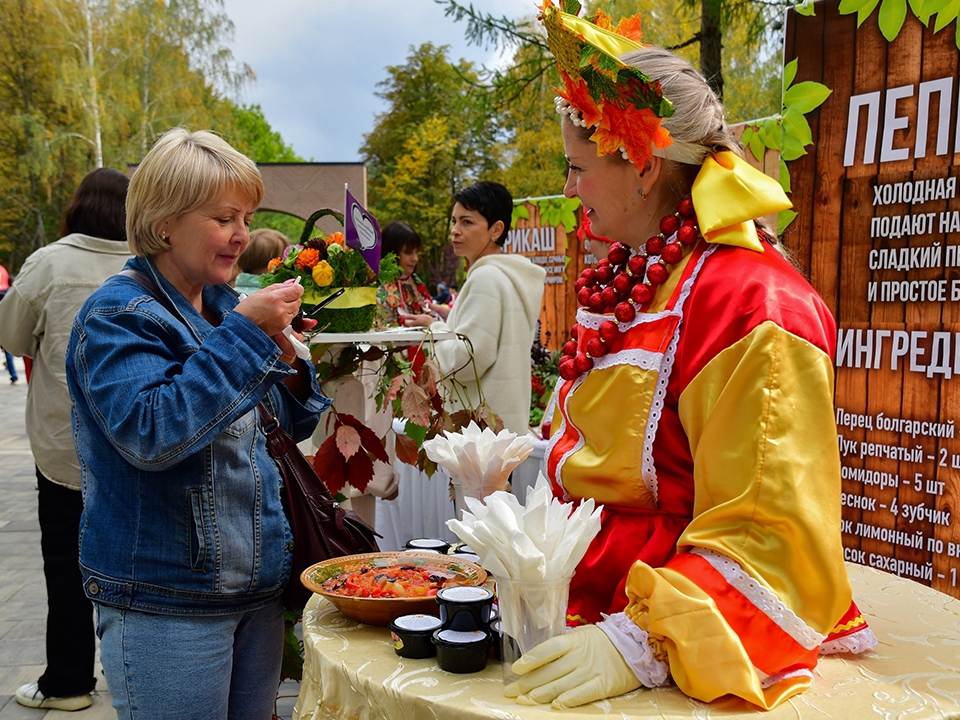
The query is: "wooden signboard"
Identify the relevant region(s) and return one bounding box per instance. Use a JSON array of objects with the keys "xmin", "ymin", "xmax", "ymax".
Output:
[
  {"xmin": 504, "ymin": 199, "xmax": 584, "ymax": 351},
  {"xmin": 786, "ymin": 0, "xmax": 960, "ymax": 597}
]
